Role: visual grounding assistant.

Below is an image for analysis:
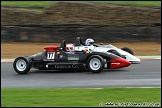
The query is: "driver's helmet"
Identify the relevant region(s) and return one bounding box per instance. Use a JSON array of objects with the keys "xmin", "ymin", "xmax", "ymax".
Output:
[
  {"xmin": 85, "ymin": 38, "xmax": 94, "ymax": 46},
  {"xmin": 66, "ymin": 43, "xmax": 74, "ymax": 51}
]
